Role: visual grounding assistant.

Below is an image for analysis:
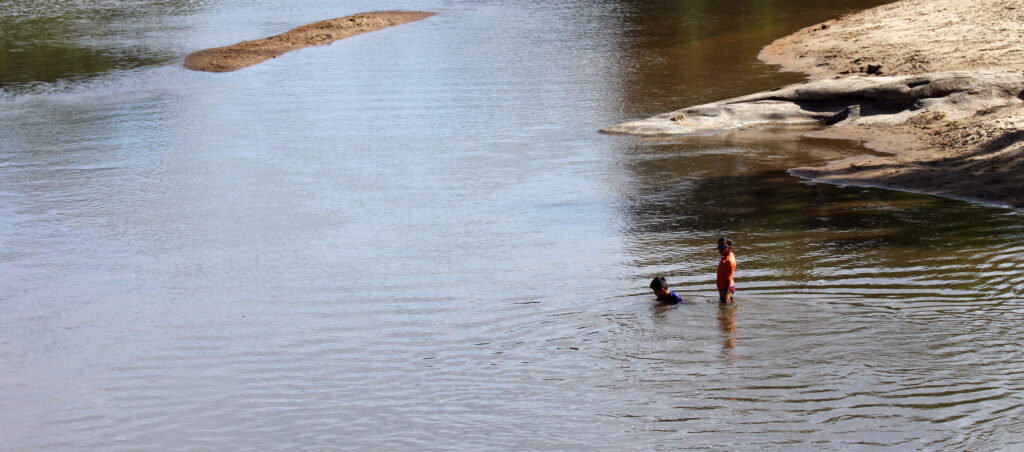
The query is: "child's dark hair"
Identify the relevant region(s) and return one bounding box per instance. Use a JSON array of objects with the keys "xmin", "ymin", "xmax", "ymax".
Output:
[
  {"xmin": 718, "ymin": 237, "xmax": 733, "ymax": 248},
  {"xmin": 650, "ymin": 276, "xmax": 668, "ymax": 290}
]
